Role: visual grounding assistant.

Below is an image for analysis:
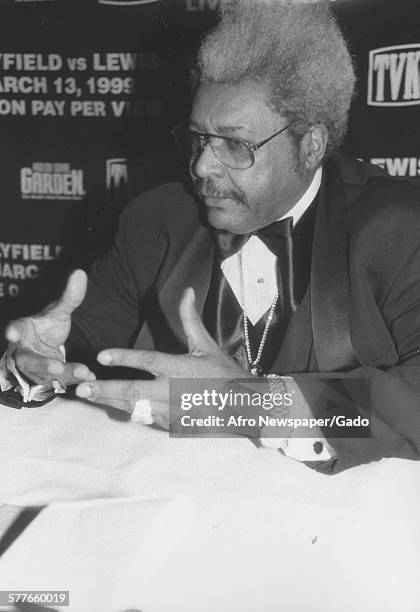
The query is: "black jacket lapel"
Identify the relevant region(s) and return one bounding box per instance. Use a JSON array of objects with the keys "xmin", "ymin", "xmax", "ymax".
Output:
[
  {"xmin": 134, "ymin": 224, "xmax": 214, "ymax": 352},
  {"xmin": 269, "ymin": 286, "xmax": 314, "ymax": 373},
  {"xmin": 311, "ymin": 159, "xmax": 357, "ymax": 371},
  {"xmin": 273, "ymin": 157, "xmax": 368, "ymax": 374}
]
